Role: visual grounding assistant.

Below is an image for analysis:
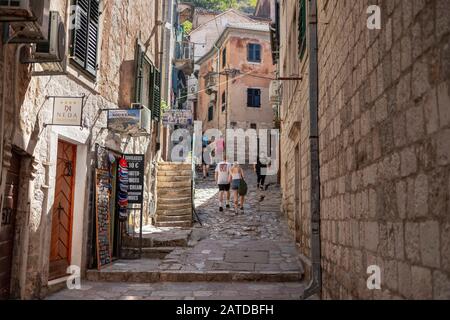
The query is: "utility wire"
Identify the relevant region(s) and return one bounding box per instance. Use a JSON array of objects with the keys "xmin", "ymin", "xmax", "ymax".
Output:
[{"xmin": 175, "ymin": 69, "xmax": 276, "ymax": 102}]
